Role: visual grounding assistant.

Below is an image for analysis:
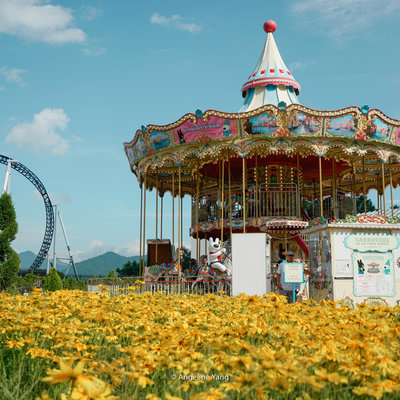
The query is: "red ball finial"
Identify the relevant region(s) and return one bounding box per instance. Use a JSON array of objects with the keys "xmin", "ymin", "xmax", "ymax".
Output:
[{"xmin": 263, "ymin": 20, "xmax": 277, "ymax": 33}]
